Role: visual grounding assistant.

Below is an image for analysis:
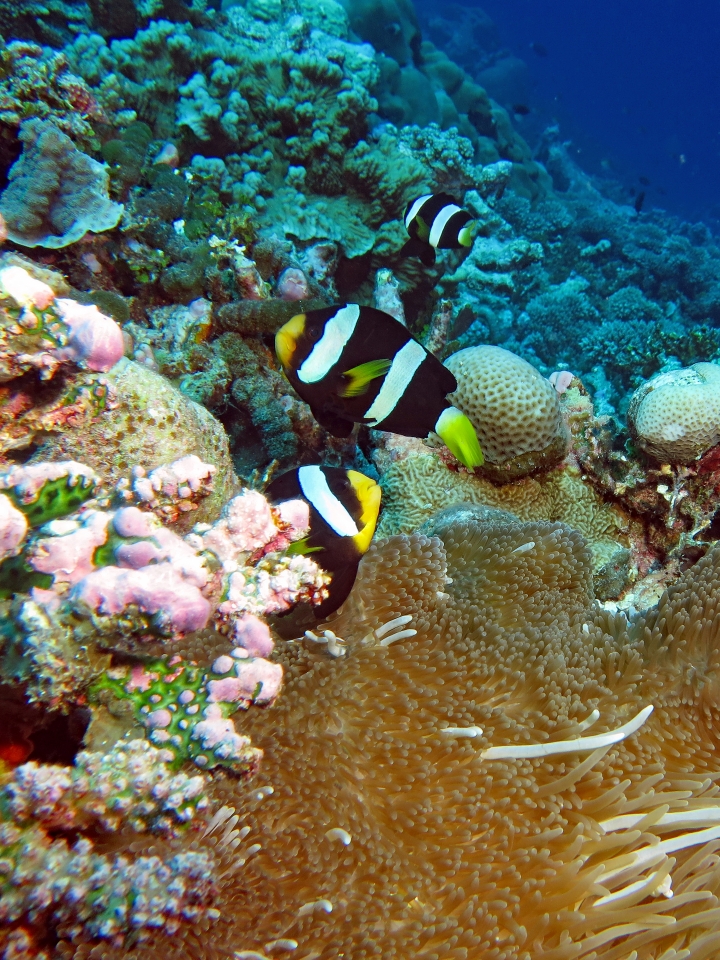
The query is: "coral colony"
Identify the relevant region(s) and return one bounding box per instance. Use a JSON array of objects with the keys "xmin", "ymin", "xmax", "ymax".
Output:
[{"xmin": 5, "ymin": 1, "xmax": 720, "ymax": 958}]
